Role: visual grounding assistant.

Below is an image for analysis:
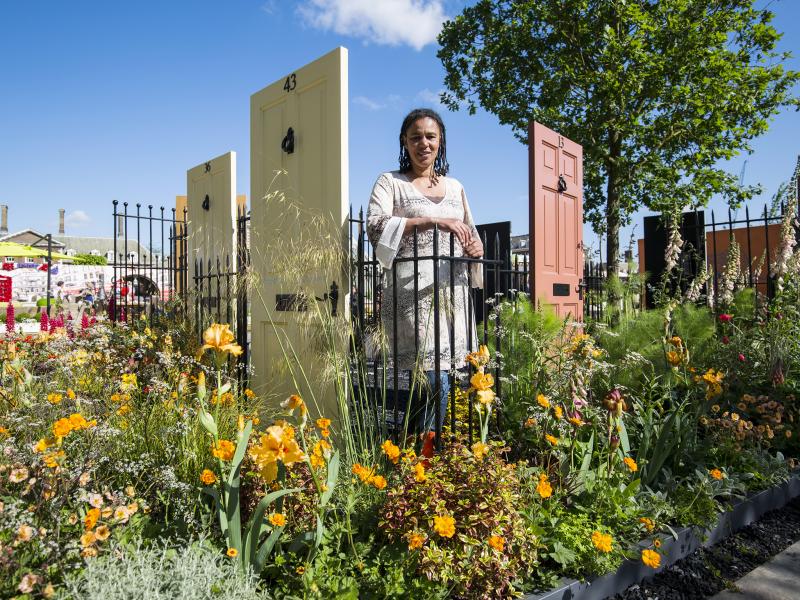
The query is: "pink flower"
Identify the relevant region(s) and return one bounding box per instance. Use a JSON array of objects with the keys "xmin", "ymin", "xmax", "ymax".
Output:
[
  {"xmin": 722, "ymin": 336, "xmax": 730, "ymax": 345},
  {"xmin": 718, "ymin": 313, "xmax": 732, "ymax": 323},
  {"xmin": 738, "ymin": 354, "xmax": 746, "ymax": 362},
  {"xmin": 40, "ymin": 312, "xmax": 49, "ymax": 332}
]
